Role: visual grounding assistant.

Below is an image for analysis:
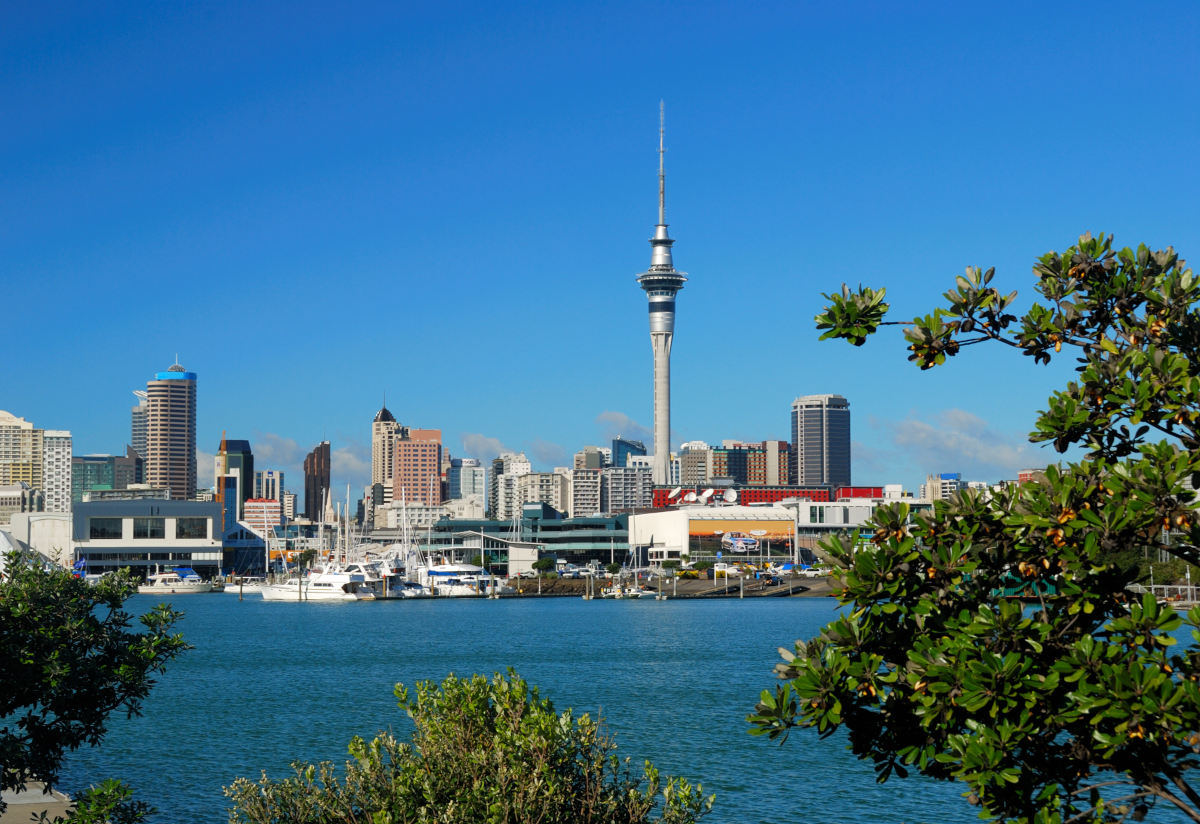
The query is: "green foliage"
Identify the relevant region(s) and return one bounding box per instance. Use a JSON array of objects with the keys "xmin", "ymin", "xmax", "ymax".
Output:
[
  {"xmin": 752, "ymin": 235, "xmax": 1200, "ymax": 823},
  {"xmin": 532, "ymin": 557, "xmax": 557, "ymax": 573},
  {"xmin": 605, "ymin": 562, "xmax": 623, "ymax": 575},
  {"xmin": 226, "ymin": 670, "xmax": 712, "ymax": 824},
  {"xmin": 0, "ymin": 551, "xmax": 188, "ymax": 821}
]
